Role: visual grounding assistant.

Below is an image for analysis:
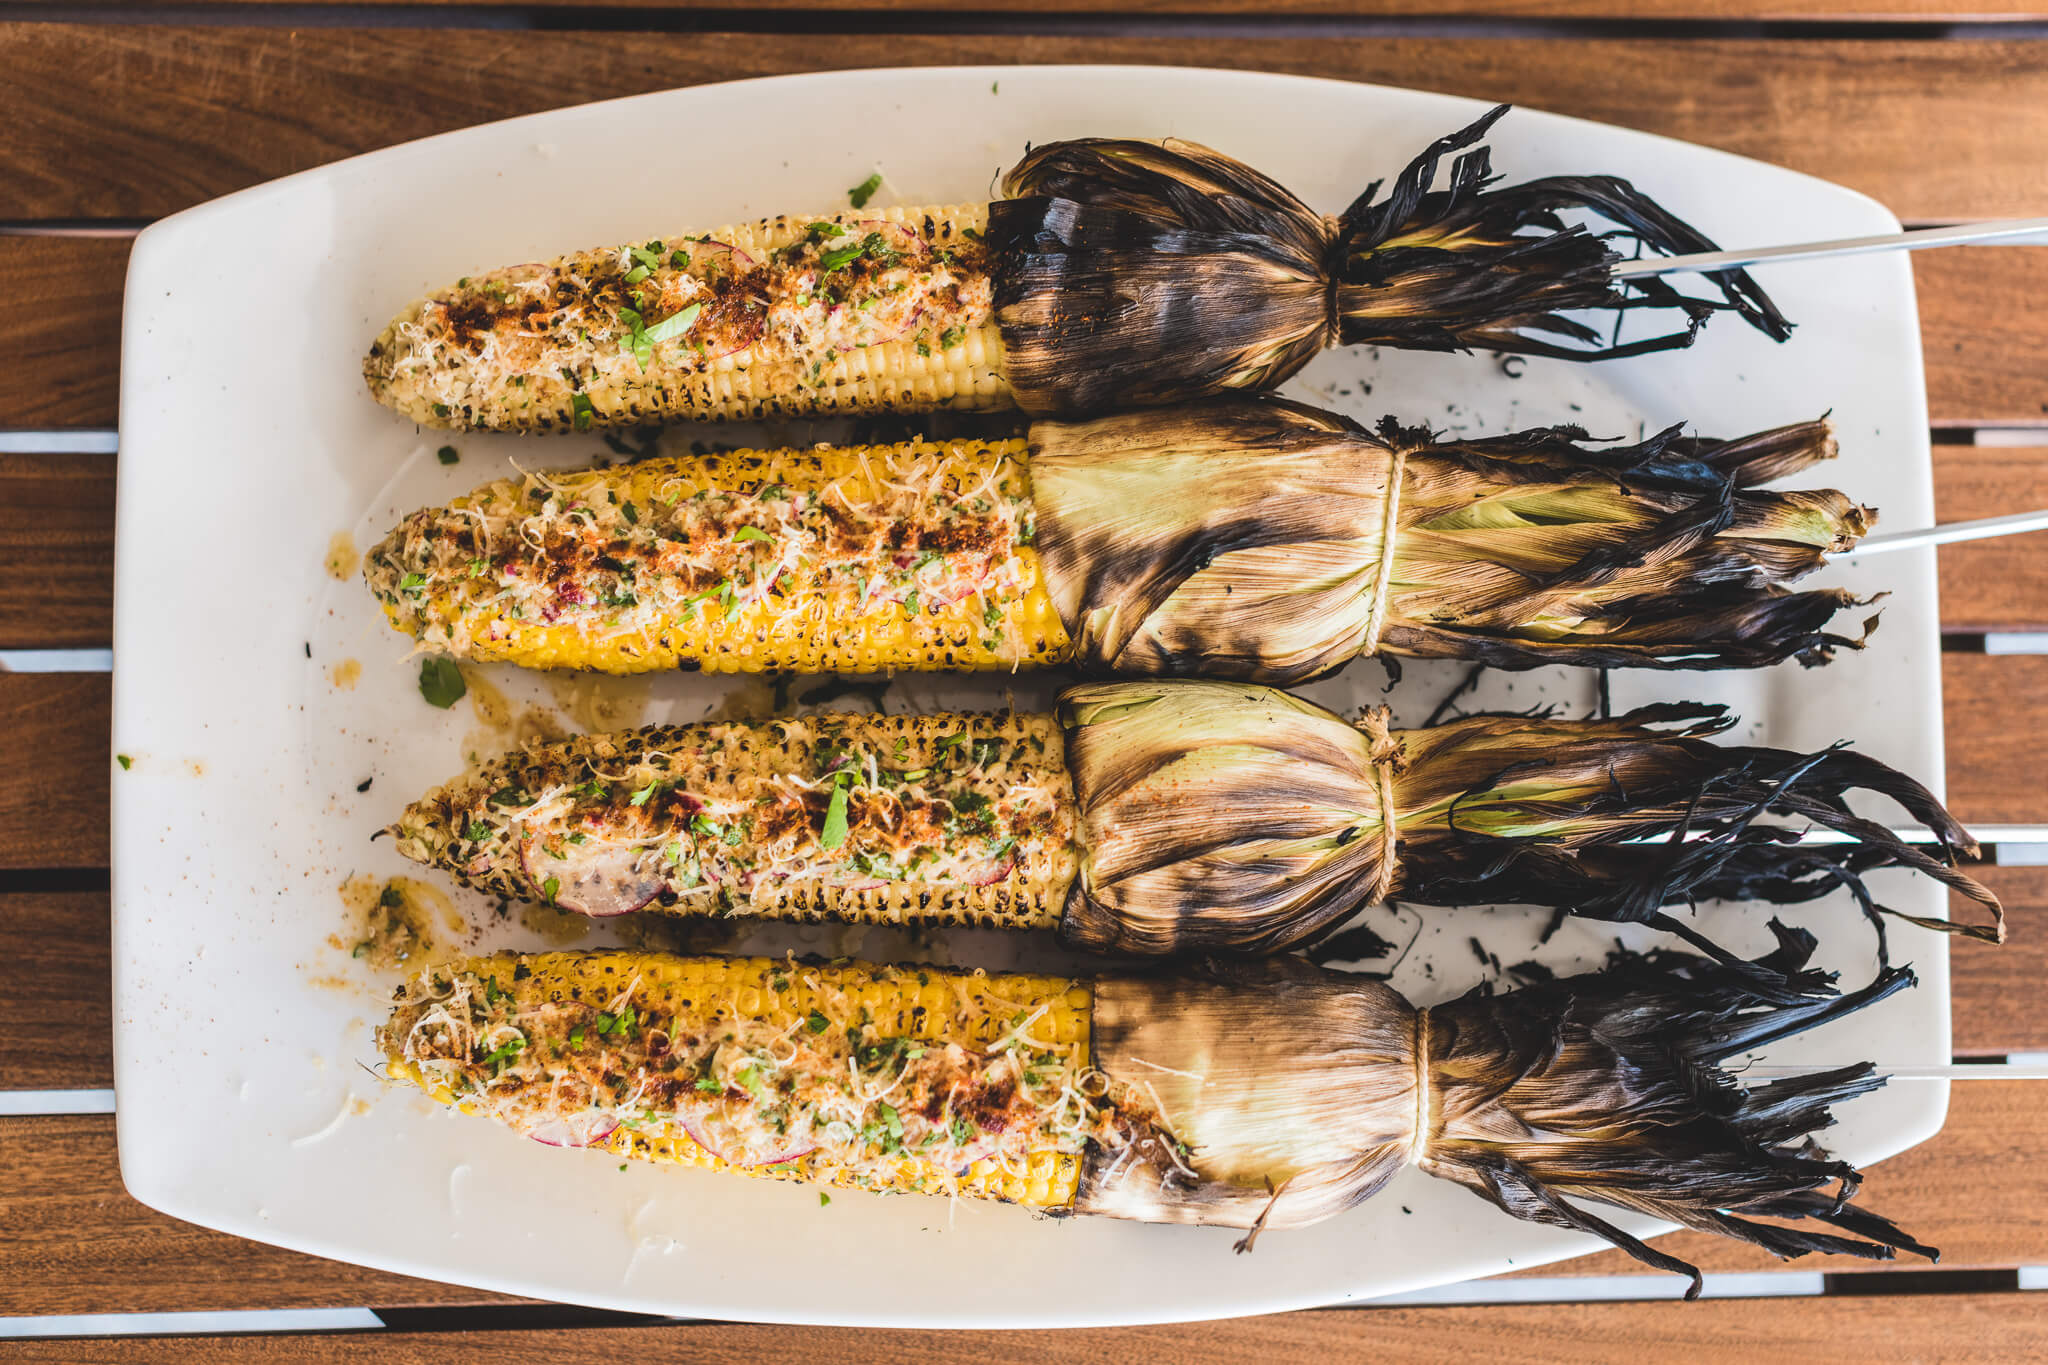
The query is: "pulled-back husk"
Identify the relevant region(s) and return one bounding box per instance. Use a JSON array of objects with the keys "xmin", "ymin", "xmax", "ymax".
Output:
[
  {"xmin": 1030, "ymin": 397, "xmax": 1871, "ymax": 684},
  {"xmin": 990, "ymin": 106, "xmax": 1787, "ymax": 416},
  {"xmin": 1078, "ymin": 929, "xmax": 1932, "ymax": 1297},
  {"xmin": 1058, "ymin": 681, "xmax": 2001, "ymax": 957}
]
